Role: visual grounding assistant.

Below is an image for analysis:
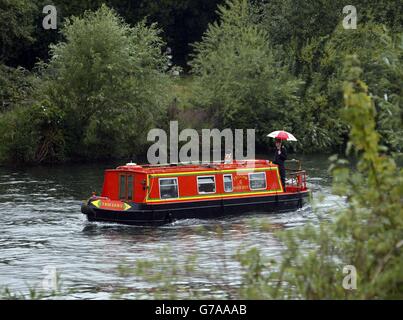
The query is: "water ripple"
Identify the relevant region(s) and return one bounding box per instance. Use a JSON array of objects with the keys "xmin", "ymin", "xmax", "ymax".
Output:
[{"xmin": 0, "ymin": 158, "xmax": 343, "ymax": 298}]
